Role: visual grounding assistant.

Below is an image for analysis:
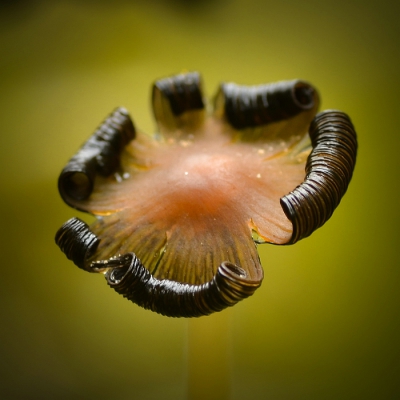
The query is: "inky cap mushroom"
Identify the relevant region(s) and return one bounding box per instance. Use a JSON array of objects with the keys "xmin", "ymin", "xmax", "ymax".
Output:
[{"xmin": 55, "ymin": 72, "xmax": 357, "ymax": 317}]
